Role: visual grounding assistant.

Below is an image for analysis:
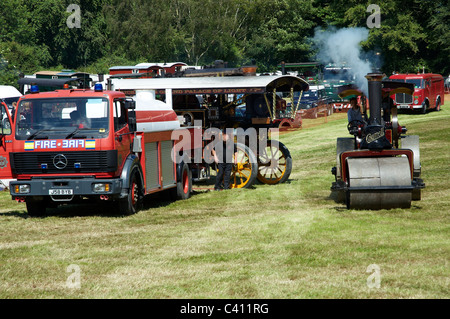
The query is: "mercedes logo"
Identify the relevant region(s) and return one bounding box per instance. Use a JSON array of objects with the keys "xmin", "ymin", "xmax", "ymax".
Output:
[{"xmin": 53, "ymin": 154, "xmax": 68, "ymax": 169}]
